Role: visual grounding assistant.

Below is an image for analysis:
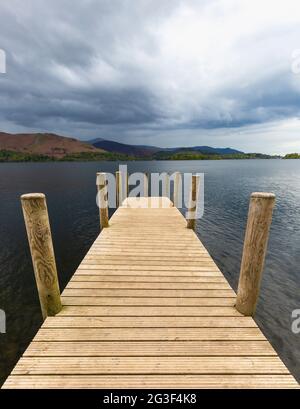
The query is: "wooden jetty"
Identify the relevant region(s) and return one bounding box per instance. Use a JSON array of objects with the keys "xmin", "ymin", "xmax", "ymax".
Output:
[{"xmin": 2, "ymin": 173, "xmax": 299, "ymax": 389}]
